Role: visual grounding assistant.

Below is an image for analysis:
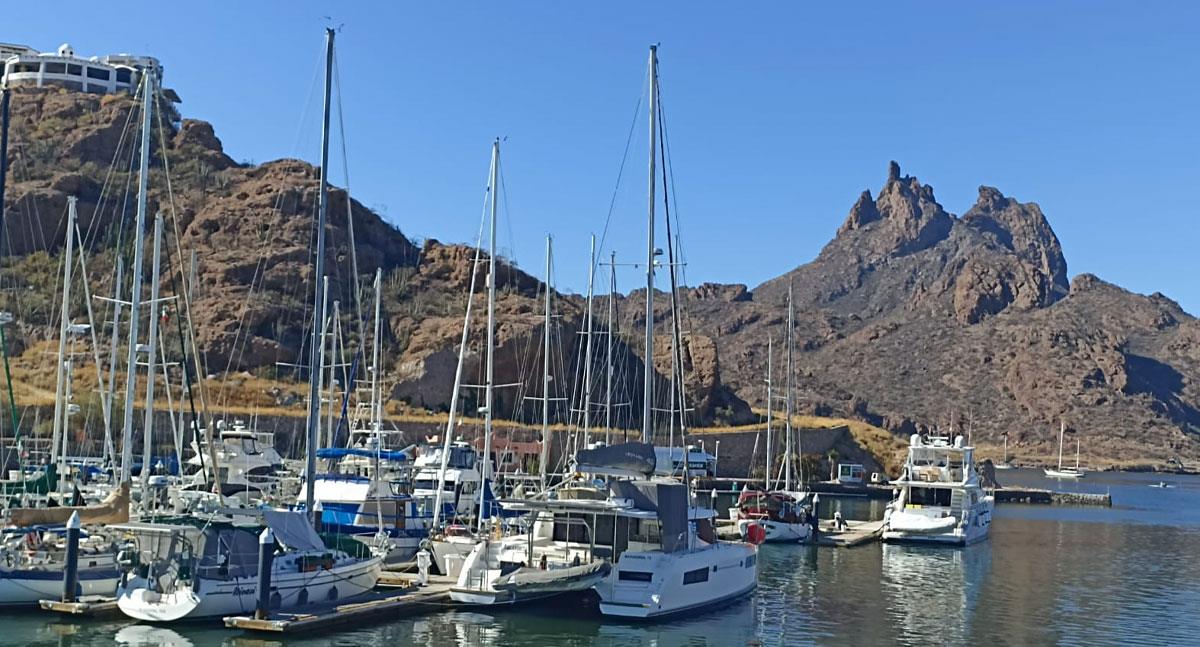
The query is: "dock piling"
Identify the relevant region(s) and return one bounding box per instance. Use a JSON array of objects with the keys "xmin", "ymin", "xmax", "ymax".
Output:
[
  {"xmin": 255, "ymin": 527, "xmax": 275, "ymax": 620},
  {"xmin": 62, "ymin": 511, "xmax": 81, "ymax": 603}
]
